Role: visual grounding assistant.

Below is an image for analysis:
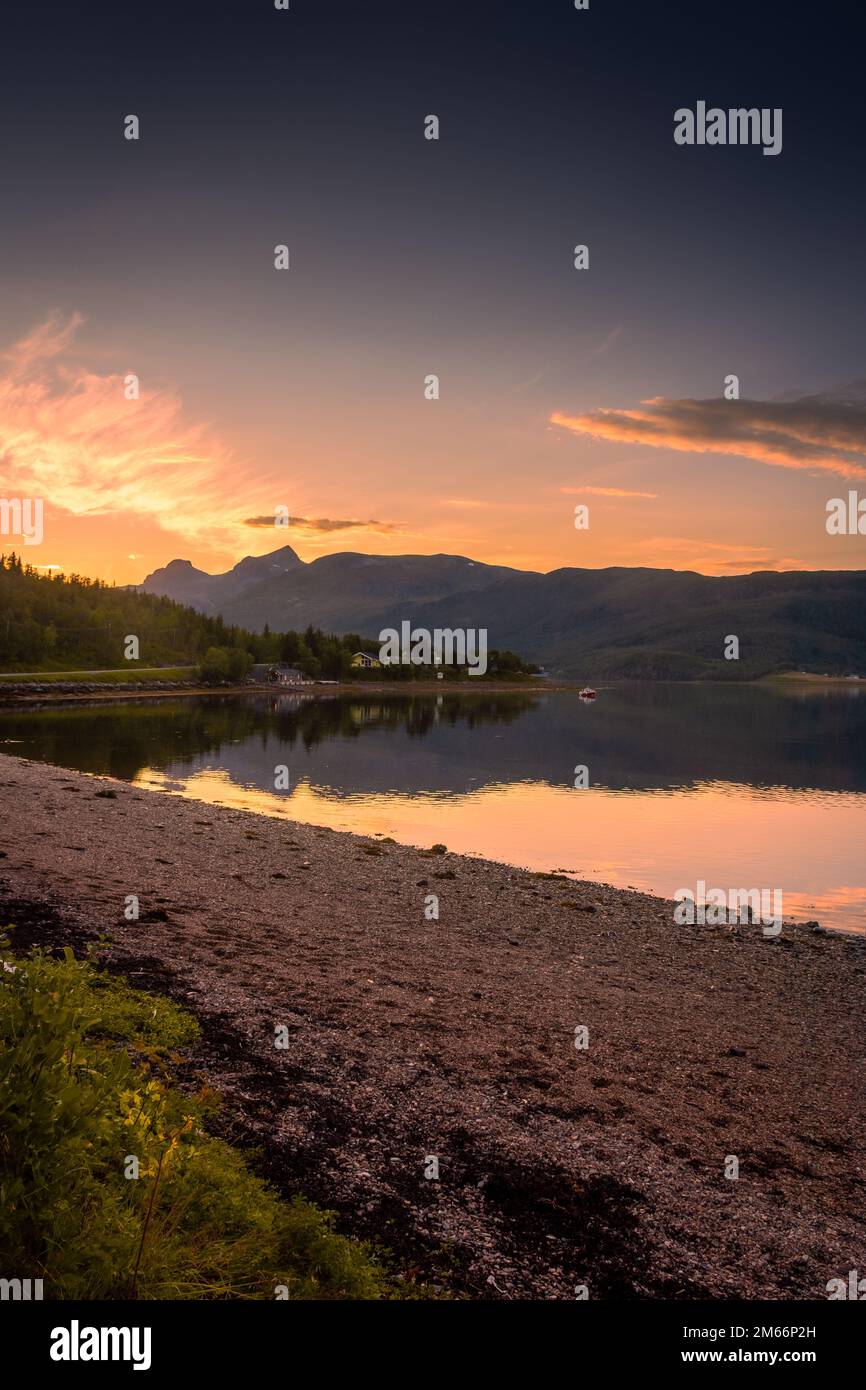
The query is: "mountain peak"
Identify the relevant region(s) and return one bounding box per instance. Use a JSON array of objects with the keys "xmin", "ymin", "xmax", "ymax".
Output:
[
  {"xmin": 142, "ymin": 557, "xmax": 203, "ymax": 582},
  {"xmin": 232, "ymin": 544, "xmax": 303, "ymax": 574}
]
